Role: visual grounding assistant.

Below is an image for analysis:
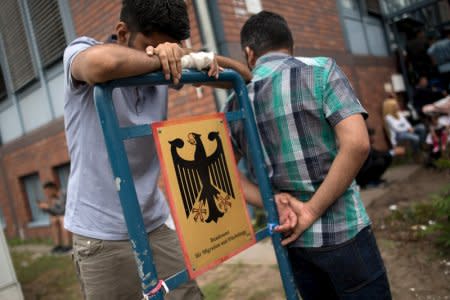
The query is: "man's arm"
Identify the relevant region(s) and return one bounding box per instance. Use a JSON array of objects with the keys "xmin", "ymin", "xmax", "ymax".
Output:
[
  {"xmin": 277, "ymin": 114, "xmax": 369, "ymax": 245},
  {"xmin": 38, "ymin": 201, "xmax": 49, "ymax": 210},
  {"xmin": 216, "ymin": 55, "xmax": 252, "ymax": 83},
  {"xmin": 189, "ymin": 55, "xmax": 252, "ymax": 89},
  {"xmin": 238, "ymin": 170, "xmax": 263, "ymax": 207},
  {"xmin": 71, "ymin": 43, "xmax": 163, "ymax": 85},
  {"xmin": 205, "ymin": 55, "xmax": 252, "ymax": 89}
]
